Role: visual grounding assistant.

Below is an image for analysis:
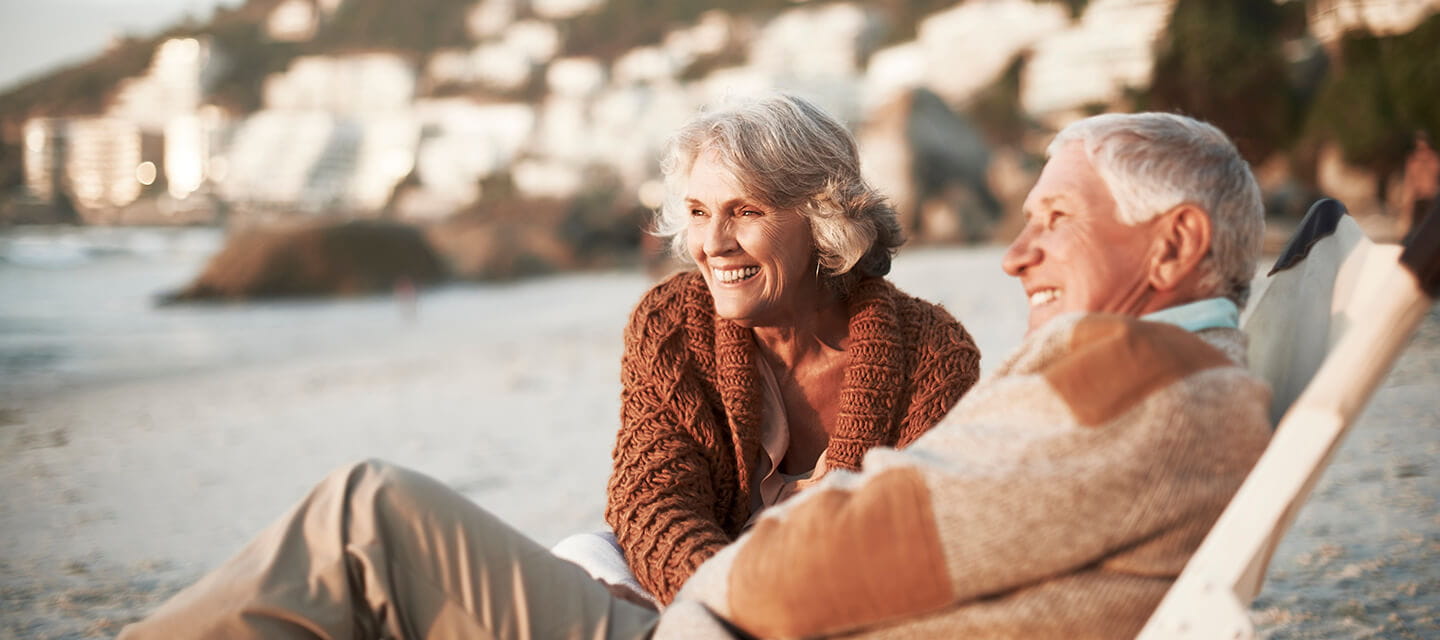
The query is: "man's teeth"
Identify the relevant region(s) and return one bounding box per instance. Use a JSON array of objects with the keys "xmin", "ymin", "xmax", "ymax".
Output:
[
  {"xmin": 1029, "ymin": 289, "xmax": 1060, "ymax": 306},
  {"xmin": 715, "ymin": 266, "xmax": 760, "ymax": 283}
]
